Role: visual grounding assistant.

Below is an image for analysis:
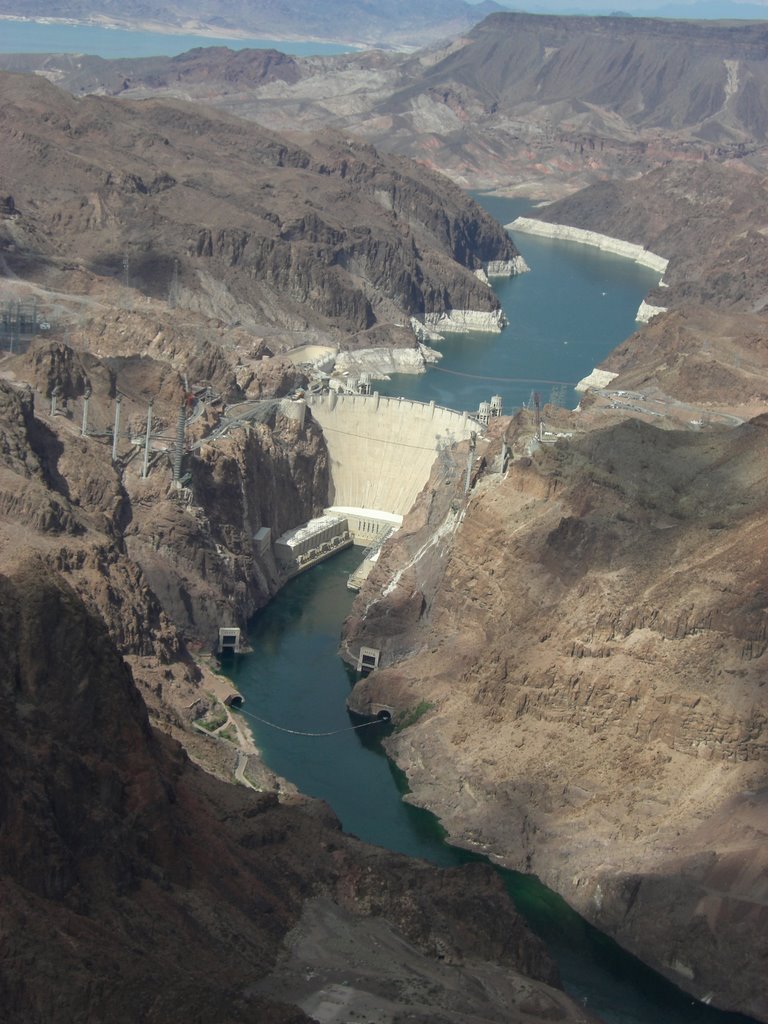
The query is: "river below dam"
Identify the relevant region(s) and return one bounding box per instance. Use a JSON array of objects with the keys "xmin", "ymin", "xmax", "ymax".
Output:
[
  {"xmin": 0, "ymin": 14, "xmax": 754, "ymax": 1018},
  {"xmin": 225, "ymin": 197, "xmax": 756, "ymax": 1024}
]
